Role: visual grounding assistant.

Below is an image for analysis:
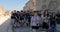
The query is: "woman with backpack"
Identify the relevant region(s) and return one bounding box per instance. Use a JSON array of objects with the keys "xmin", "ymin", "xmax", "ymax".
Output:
[{"xmin": 41, "ymin": 10, "xmax": 49, "ymax": 32}]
